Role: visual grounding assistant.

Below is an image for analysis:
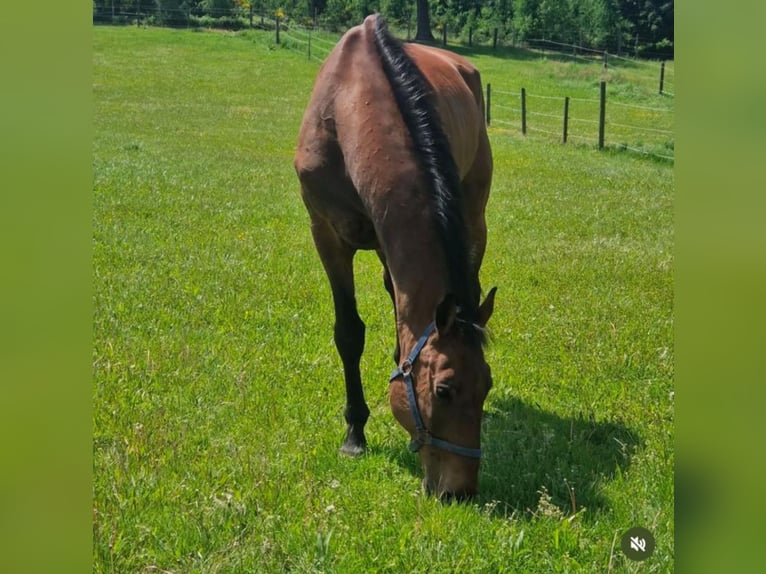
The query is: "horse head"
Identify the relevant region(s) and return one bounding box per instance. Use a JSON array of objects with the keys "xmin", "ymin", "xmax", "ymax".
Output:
[{"xmin": 390, "ymin": 287, "xmax": 497, "ymax": 499}]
